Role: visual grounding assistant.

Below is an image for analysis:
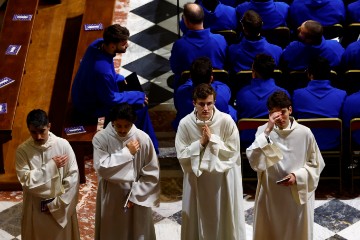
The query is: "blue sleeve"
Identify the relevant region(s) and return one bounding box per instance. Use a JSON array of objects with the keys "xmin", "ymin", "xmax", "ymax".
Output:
[{"xmin": 95, "ymin": 73, "xmax": 145, "ymax": 106}]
